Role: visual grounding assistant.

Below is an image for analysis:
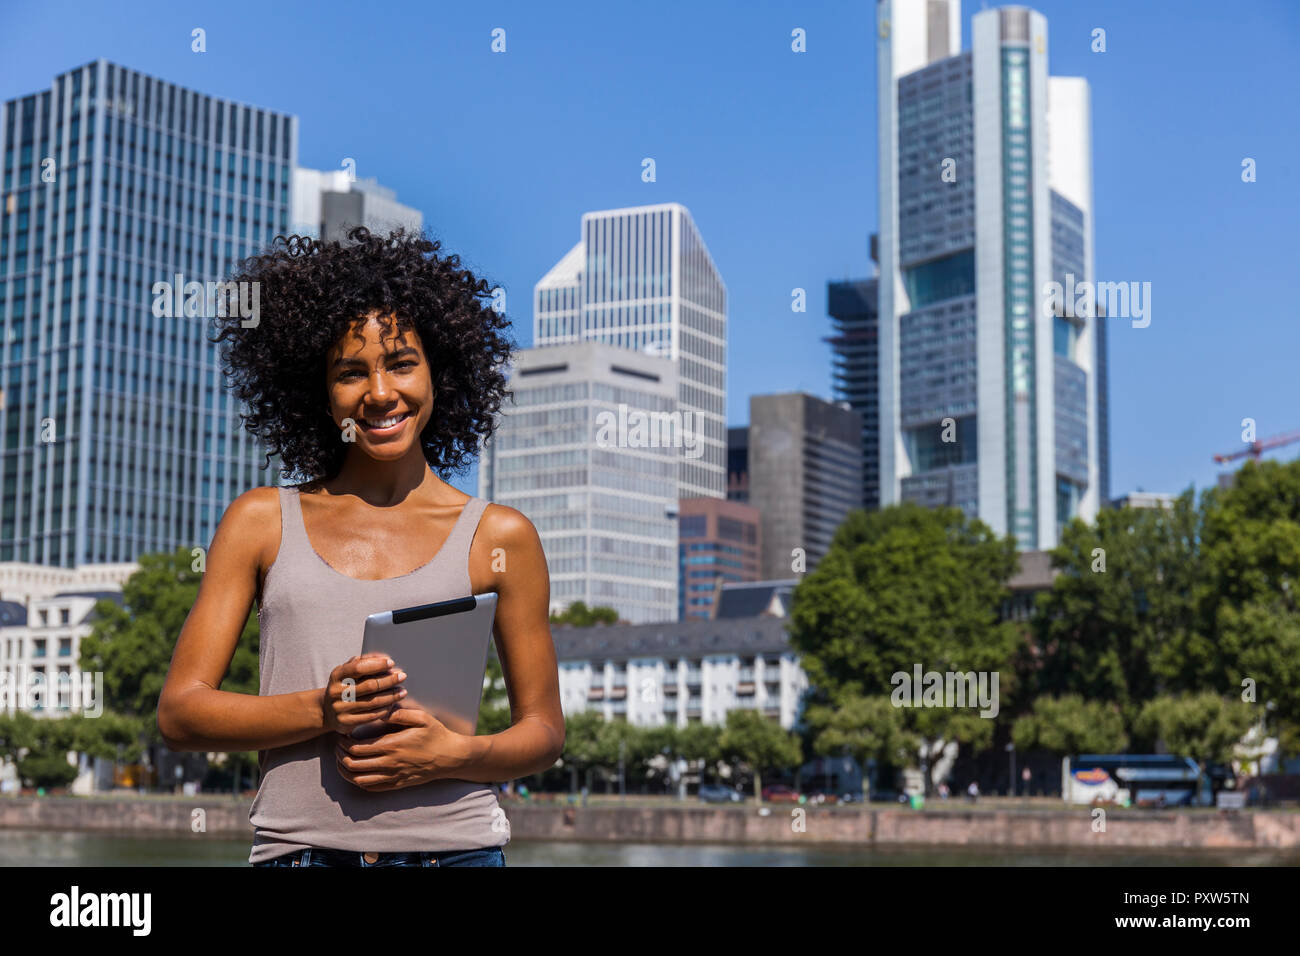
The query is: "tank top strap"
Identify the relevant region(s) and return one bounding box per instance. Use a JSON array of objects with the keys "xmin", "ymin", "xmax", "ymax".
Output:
[
  {"xmin": 276, "ymin": 484, "xmax": 312, "ymax": 557},
  {"xmin": 436, "ymin": 496, "xmax": 490, "ymax": 570}
]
